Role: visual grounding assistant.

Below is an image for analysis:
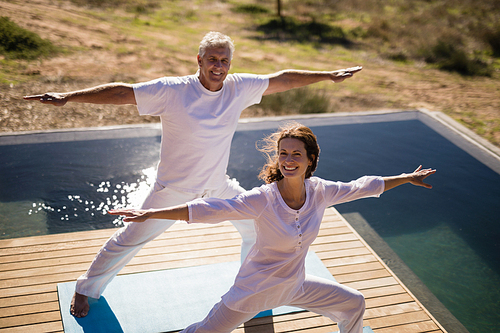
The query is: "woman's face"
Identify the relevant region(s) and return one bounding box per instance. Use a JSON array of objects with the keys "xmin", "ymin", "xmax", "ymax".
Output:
[{"xmin": 278, "ymin": 138, "xmax": 312, "ymax": 181}]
